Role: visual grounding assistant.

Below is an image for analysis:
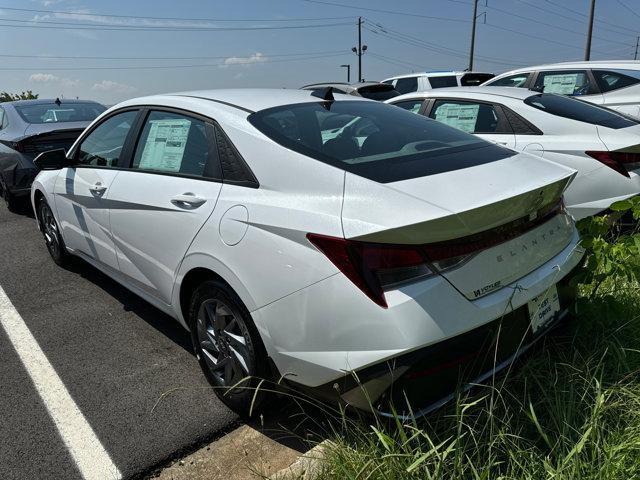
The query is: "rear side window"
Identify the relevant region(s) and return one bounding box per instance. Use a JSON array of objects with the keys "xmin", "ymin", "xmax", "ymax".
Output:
[
  {"xmin": 430, "ymin": 100, "xmax": 507, "ymax": 134},
  {"xmin": 533, "ymin": 70, "xmax": 593, "ymax": 95},
  {"xmin": 428, "ymin": 76, "xmax": 457, "ymax": 88},
  {"xmin": 486, "ymin": 73, "xmax": 530, "ymax": 87},
  {"xmin": 394, "ymin": 77, "xmax": 419, "ymax": 94},
  {"xmin": 248, "ymin": 101, "xmax": 514, "ymax": 183},
  {"xmin": 593, "ymin": 69, "xmax": 640, "ymax": 93},
  {"xmin": 132, "ymin": 110, "xmax": 214, "ymax": 177},
  {"xmin": 392, "ymin": 99, "xmax": 424, "ymax": 114},
  {"xmin": 524, "ymin": 94, "xmax": 638, "ymax": 129}
]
